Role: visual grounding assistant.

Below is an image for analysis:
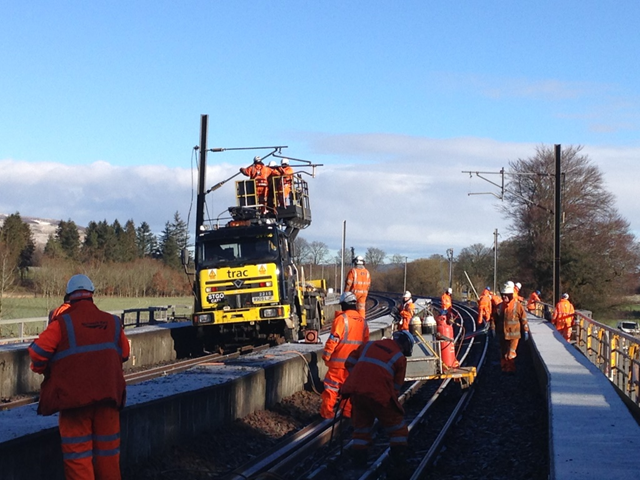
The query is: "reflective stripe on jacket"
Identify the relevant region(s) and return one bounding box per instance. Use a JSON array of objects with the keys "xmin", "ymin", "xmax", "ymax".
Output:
[
  {"xmin": 341, "ymin": 338, "xmax": 407, "ymax": 407},
  {"xmin": 345, "ymin": 267, "xmax": 371, "ymax": 295},
  {"xmin": 322, "ymin": 310, "xmax": 369, "ymax": 369},
  {"xmin": 29, "ymin": 300, "xmax": 129, "ymax": 416},
  {"xmin": 496, "ymin": 297, "xmax": 528, "ymax": 340}
]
